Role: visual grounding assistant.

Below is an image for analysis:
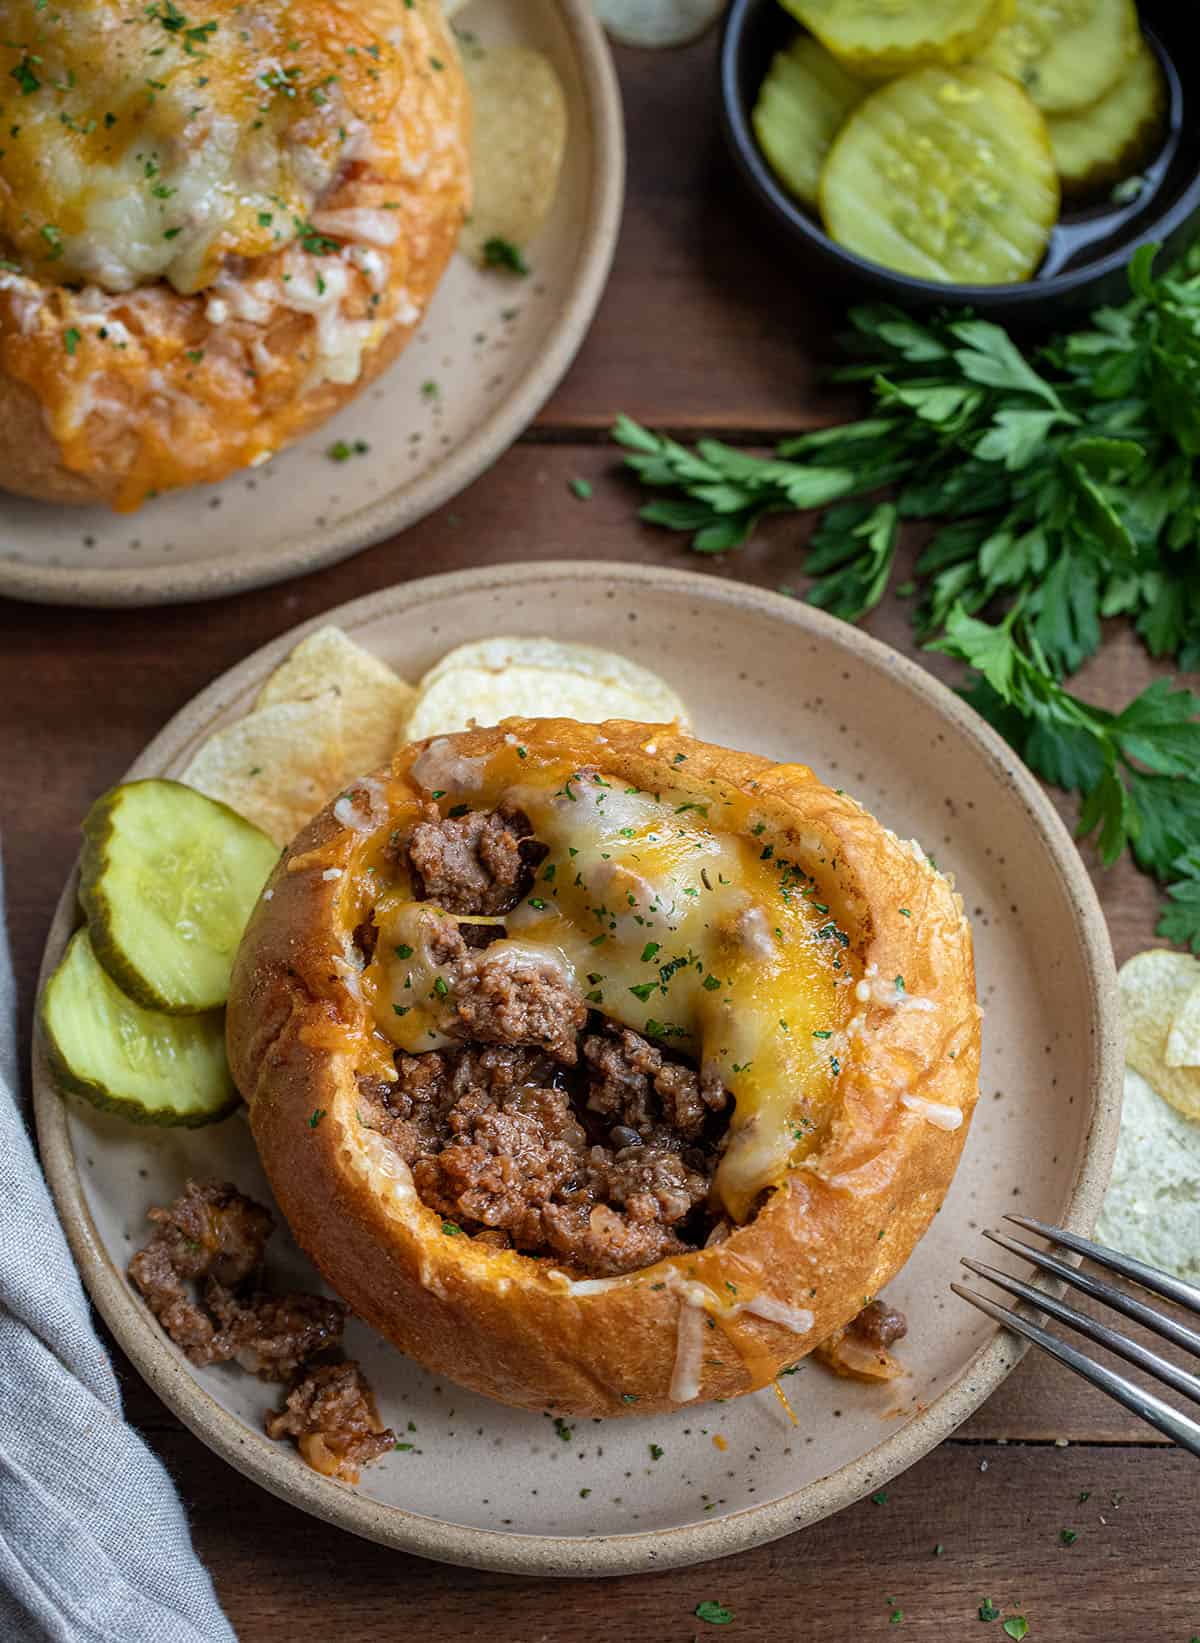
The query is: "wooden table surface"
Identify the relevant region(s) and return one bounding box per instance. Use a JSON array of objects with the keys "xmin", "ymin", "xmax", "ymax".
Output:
[{"xmin": 3, "ymin": 29, "xmax": 1196, "ymax": 1643}]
